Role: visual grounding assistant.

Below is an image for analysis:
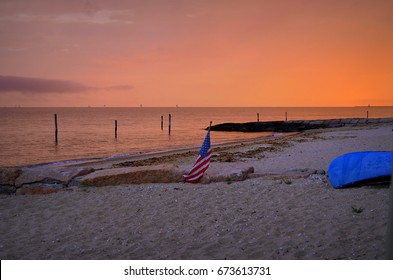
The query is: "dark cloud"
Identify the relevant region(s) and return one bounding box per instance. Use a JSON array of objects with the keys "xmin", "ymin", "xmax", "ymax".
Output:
[
  {"xmin": 0, "ymin": 76, "xmax": 132, "ymax": 94},
  {"xmin": 0, "ymin": 75, "xmax": 91, "ymax": 94}
]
